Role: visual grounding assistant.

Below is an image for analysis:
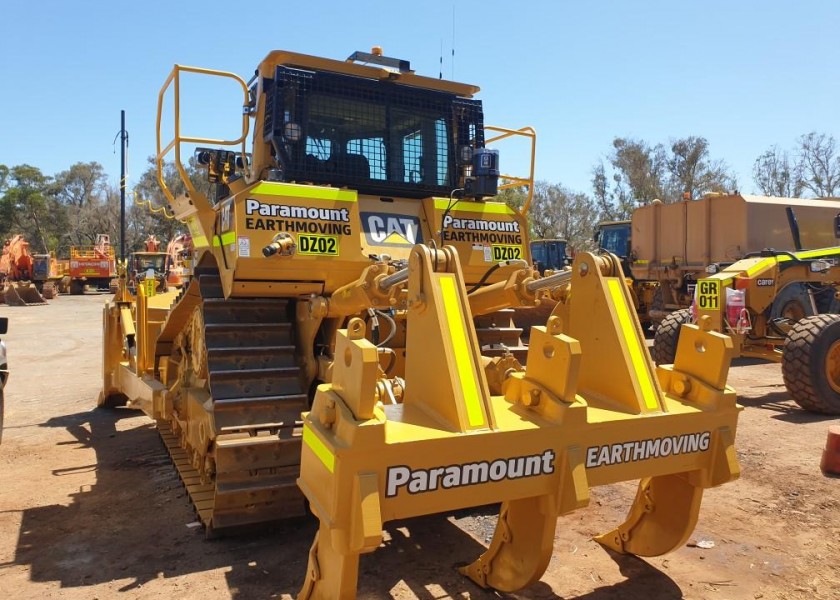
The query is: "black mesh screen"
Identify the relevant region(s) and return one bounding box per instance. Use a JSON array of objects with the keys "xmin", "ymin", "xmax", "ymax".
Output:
[{"xmin": 263, "ymin": 66, "xmax": 485, "ymax": 198}]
